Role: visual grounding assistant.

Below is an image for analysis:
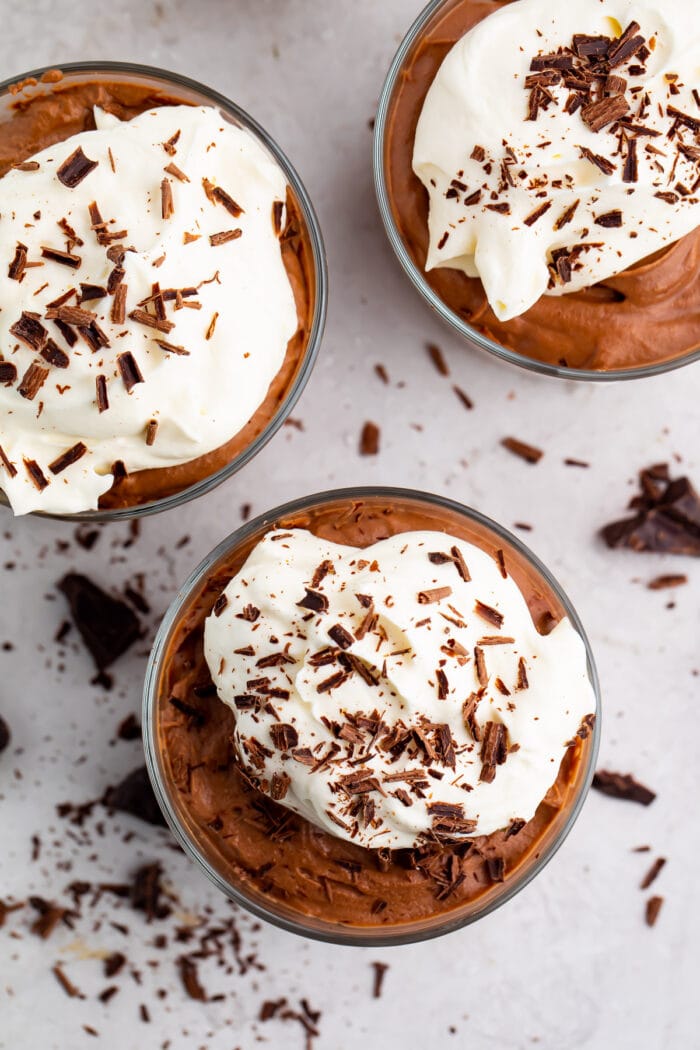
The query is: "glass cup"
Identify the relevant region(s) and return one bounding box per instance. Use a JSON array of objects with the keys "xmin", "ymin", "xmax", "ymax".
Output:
[
  {"xmin": 143, "ymin": 487, "xmax": 601, "ymax": 946},
  {"xmin": 0, "ymin": 62, "xmax": 327, "ymax": 520},
  {"xmin": 373, "ymin": 0, "xmax": 700, "ymax": 381}
]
